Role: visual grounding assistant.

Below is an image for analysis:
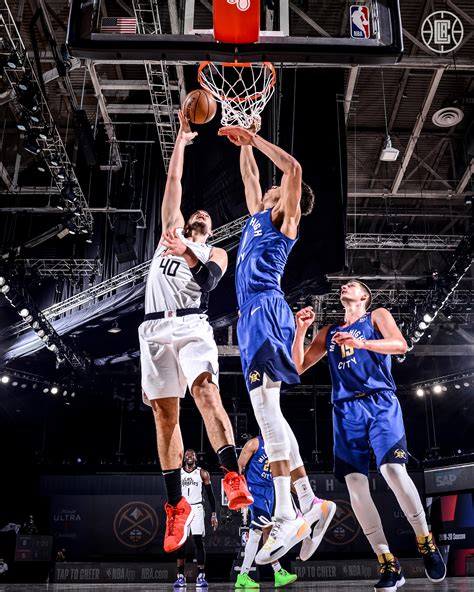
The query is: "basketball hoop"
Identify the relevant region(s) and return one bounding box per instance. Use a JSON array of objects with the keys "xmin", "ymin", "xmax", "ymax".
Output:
[{"xmin": 198, "ymin": 61, "xmax": 276, "ymax": 129}]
